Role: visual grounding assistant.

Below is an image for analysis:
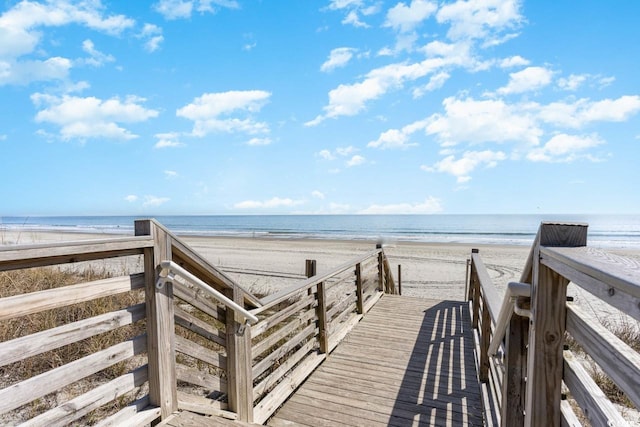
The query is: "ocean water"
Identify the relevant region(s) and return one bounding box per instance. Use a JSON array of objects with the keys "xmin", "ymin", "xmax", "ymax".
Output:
[{"xmin": 1, "ymin": 214, "xmax": 639, "ymax": 249}]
